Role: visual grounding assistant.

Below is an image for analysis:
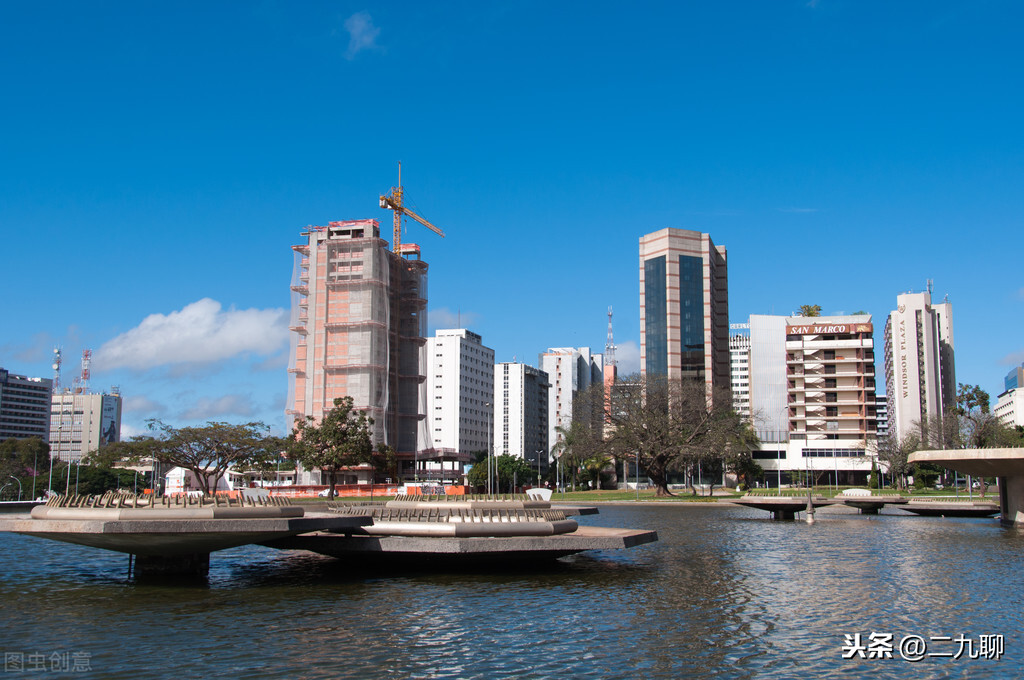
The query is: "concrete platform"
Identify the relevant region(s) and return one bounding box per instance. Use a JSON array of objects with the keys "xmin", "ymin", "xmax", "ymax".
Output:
[
  {"xmin": 900, "ymin": 500, "xmax": 1000, "ymax": 518},
  {"xmin": 0, "ymin": 501, "xmax": 45, "ymax": 514},
  {"xmin": 732, "ymin": 495, "xmax": 838, "ymax": 520},
  {"xmin": 842, "ymin": 496, "xmax": 909, "ymax": 514},
  {"xmin": 263, "ymin": 525, "xmax": 659, "ymax": 565},
  {"xmin": 0, "ymin": 513, "xmax": 372, "ymax": 556},
  {"xmin": 910, "ymin": 448, "xmax": 1024, "ymax": 524}
]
